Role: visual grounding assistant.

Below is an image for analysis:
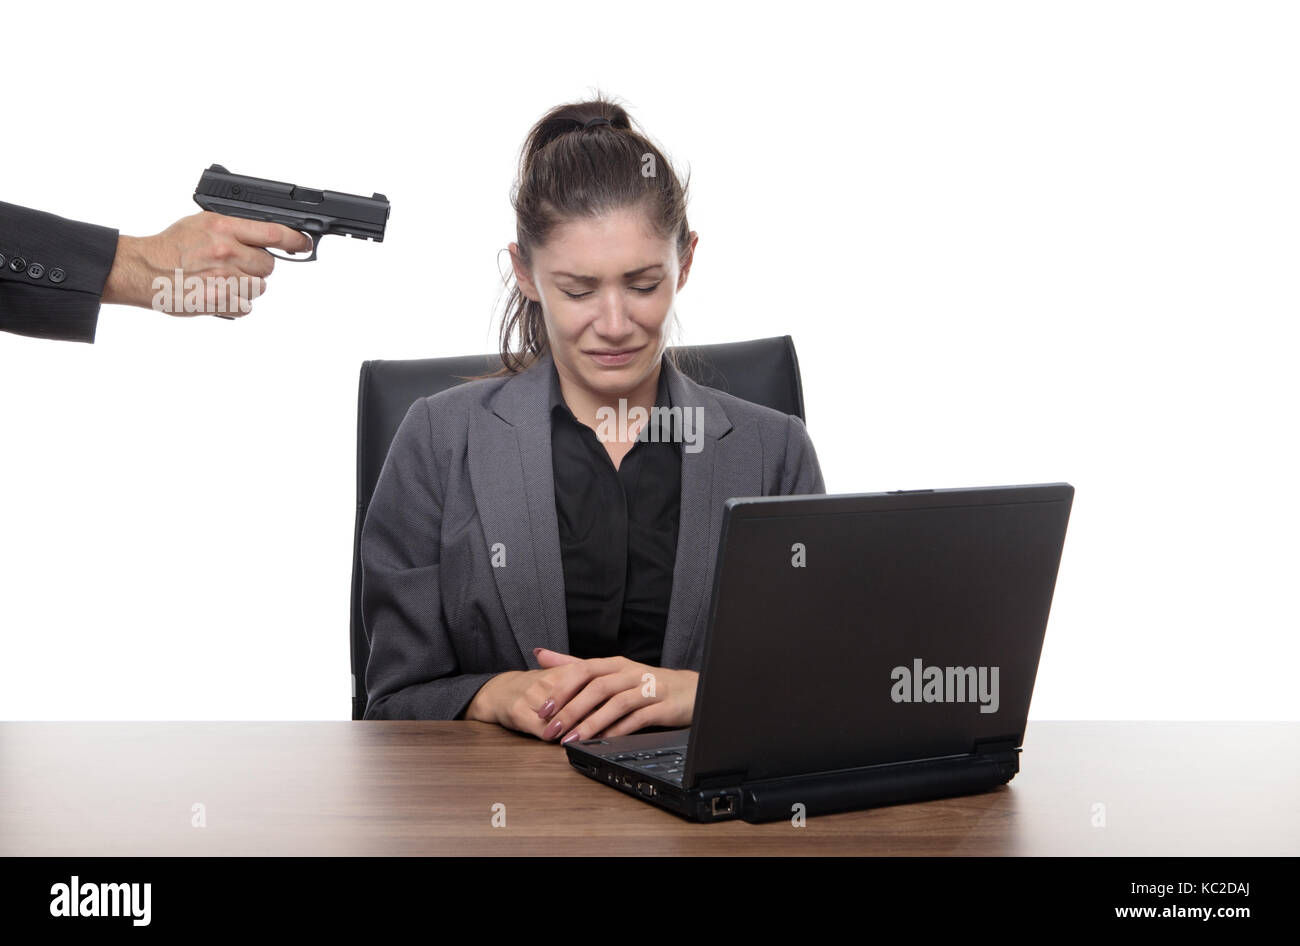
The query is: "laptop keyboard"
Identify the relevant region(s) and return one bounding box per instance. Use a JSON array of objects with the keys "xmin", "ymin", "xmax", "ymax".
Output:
[{"xmin": 606, "ymin": 747, "xmax": 687, "ymax": 784}]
